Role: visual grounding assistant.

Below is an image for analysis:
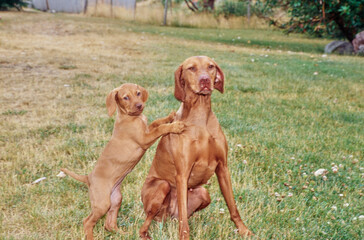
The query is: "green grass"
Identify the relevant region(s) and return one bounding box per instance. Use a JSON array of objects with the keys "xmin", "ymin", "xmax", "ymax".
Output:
[{"xmin": 0, "ymin": 11, "xmax": 363, "ymax": 239}]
